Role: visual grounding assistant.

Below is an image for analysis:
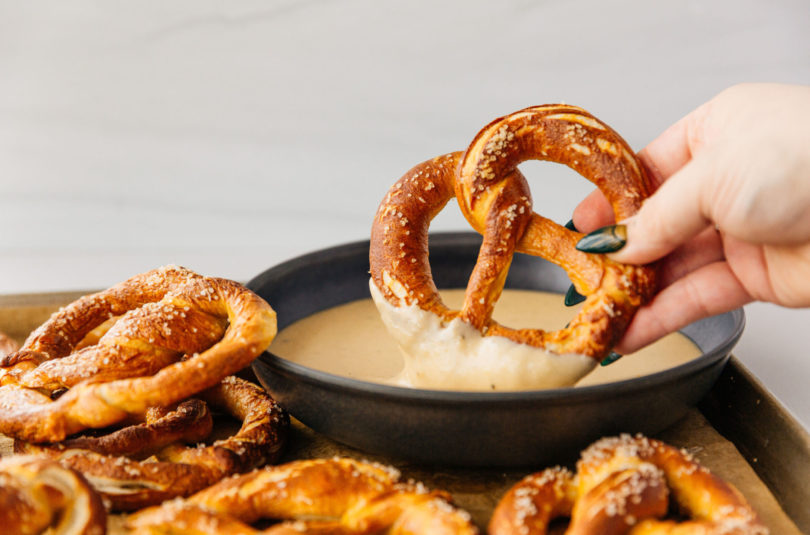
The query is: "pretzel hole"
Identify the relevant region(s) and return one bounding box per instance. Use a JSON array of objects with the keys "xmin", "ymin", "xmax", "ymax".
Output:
[{"xmin": 515, "ymin": 160, "xmax": 596, "ymax": 229}]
